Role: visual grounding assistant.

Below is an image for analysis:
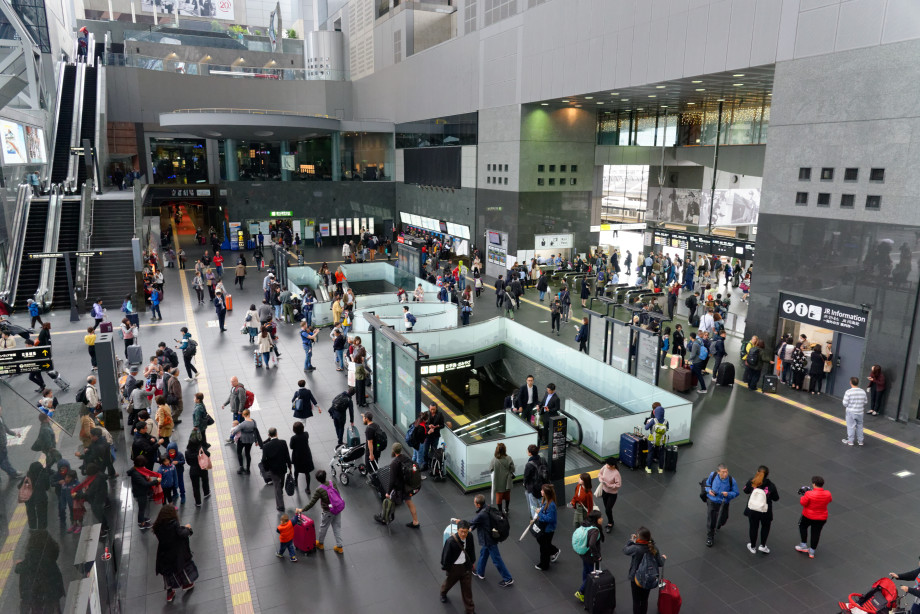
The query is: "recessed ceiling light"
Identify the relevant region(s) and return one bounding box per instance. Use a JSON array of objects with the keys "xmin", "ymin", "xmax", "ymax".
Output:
[
  {"xmin": 695, "ymin": 88, "xmax": 705, "ymax": 91},
  {"xmin": 610, "ymin": 92, "xmax": 619, "ymax": 95},
  {"xmin": 540, "ymin": 103, "xmax": 549, "ymax": 106},
  {"xmin": 648, "ymin": 95, "xmax": 656, "ymax": 98},
  {"xmin": 655, "ymin": 85, "xmax": 666, "ymax": 89},
  {"xmin": 692, "ymin": 80, "xmax": 703, "ymax": 84},
  {"xmin": 687, "ymin": 102, "xmax": 695, "ymax": 106},
  {"xmin": 660, "ymin": 105, "xmax": 668, "ymax": 108},
  {"xmin": 596, "ymin": 101, "xmax": 604, "ymax": 104},
  {"xmin": 733, "ymin": 83, "xmax": 744, "ymax": 87},
  {"xmin": 584, "ymin": 96, "xmax": 593, "ymax": 99},
  {"xmin": 733, "ymin": 73, "xmax": 745, "ymax": 77},
  {"xmin": 636, "ymin": 108, "xmax": 644, "ymax": 111},
  {"xmin": 621, "ymin": 98, "xmax": 629, "ymax": 101},
  {"xmin": 561, "ymin": 100, "xmax": 569, "ymax": 103}
]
